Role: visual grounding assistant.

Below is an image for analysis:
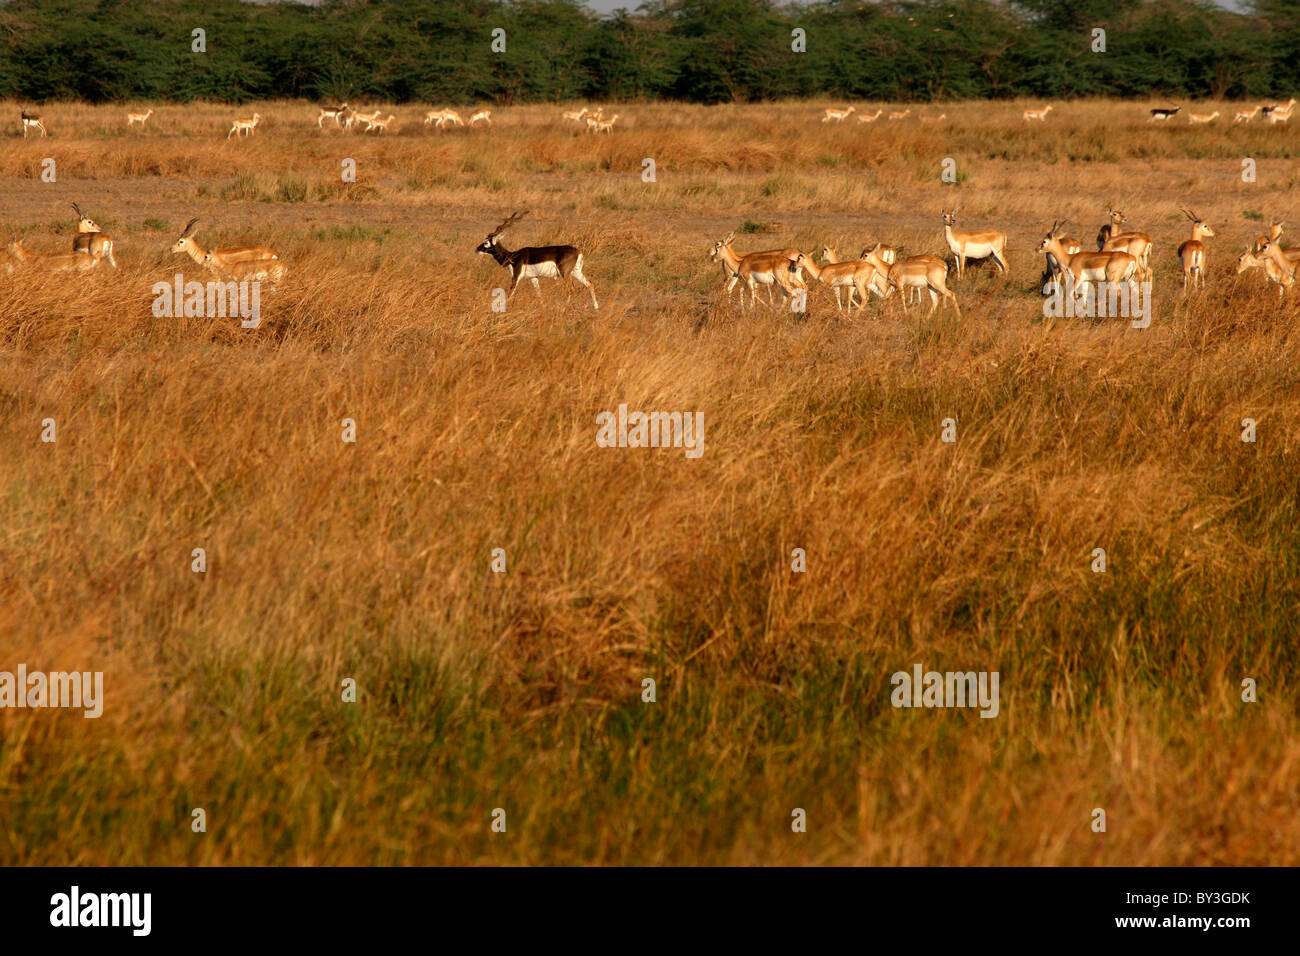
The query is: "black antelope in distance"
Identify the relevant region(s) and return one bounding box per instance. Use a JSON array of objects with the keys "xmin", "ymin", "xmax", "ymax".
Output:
[
  {"xmin": 1149, "ymin": 106, "xmax": 1180, "ymax": 121},
  {"xmin": 71, "ymin": 202, "xmax": 118, "ymax": 269},
  {"xmin": 476, "ymin": 211, "xmax": 599, "ymax": 309},
  {"xmin": 21, "ymin": 108, "xmax": 46, "ymax": 138},
  {"xmin": 317, "ymin": 103, "xmax": 349, "ymax": 127}
]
